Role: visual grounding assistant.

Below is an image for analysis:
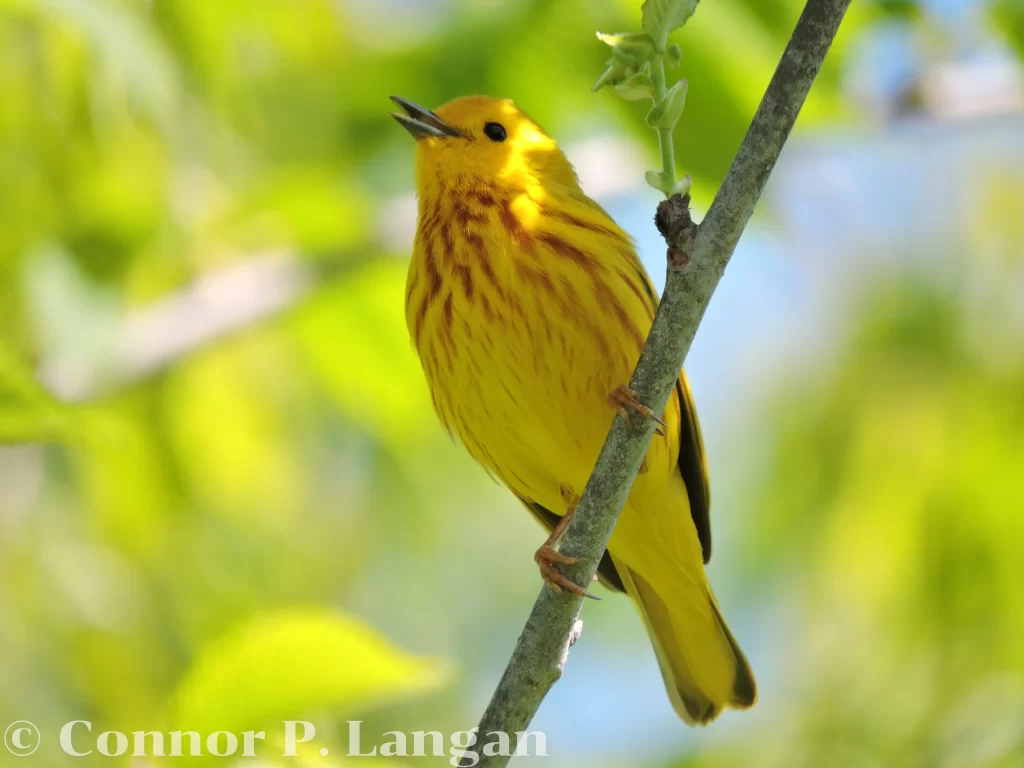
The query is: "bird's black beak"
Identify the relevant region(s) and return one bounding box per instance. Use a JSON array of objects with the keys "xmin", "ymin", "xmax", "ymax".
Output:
[{"xmin": 389, "ymin": 96, "xmax": 462, "ymax": 140}]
